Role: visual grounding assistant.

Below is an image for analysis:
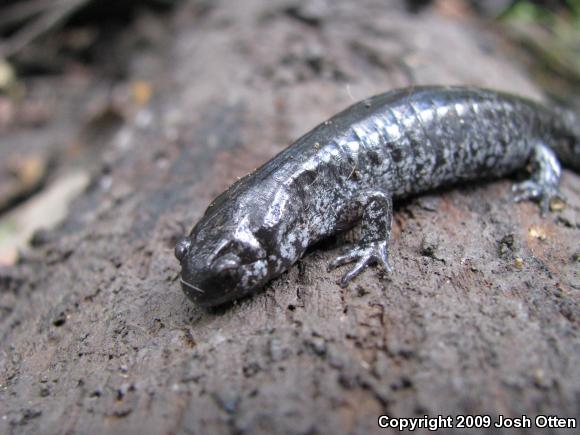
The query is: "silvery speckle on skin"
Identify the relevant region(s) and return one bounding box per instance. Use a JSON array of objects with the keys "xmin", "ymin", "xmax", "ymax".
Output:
[{"xmin": 174, "ymin": 86, "xmax": 580, "ymax": 307}]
